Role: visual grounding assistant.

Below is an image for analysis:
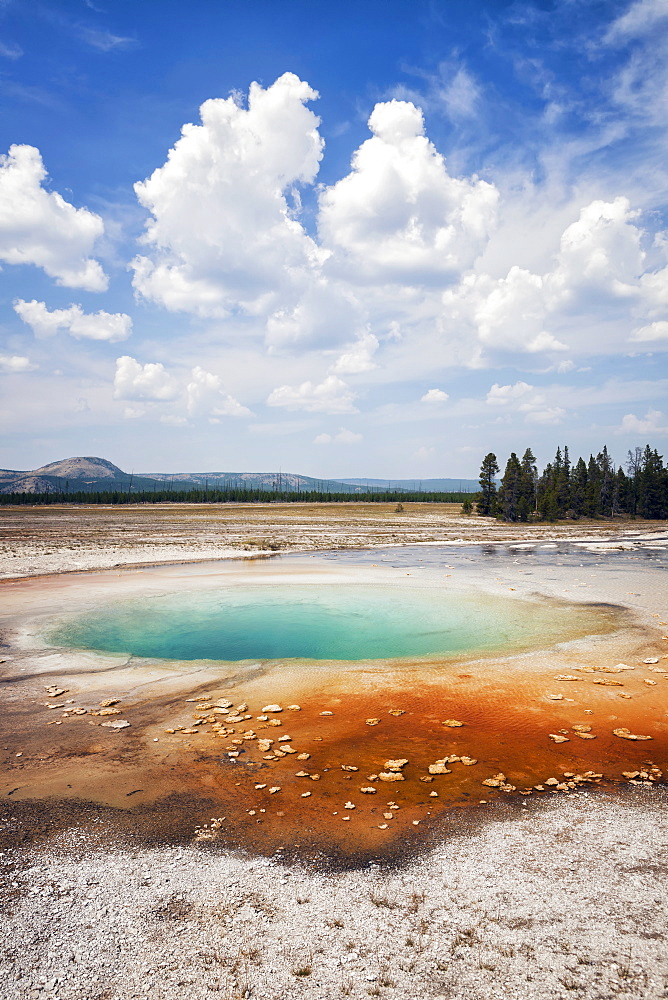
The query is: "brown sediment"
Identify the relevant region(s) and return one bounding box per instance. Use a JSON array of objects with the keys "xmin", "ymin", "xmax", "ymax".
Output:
[
  {"xmin": 2, "ymin": 543, "xmax": 666, "ymax": 866},
  {"xmin": 3, "ymin": 638, "xmax": 667, "ymax": 864}
]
